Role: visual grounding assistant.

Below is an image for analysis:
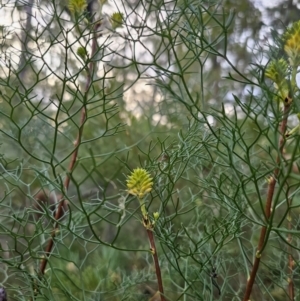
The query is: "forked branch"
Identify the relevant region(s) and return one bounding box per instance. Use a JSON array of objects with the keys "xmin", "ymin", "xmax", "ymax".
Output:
[
  {"xmin": 243, "ymin": 101, "xmax": 291, "ymax": 301},
  {"xmin": 39, "ymin": 23, "xmax": 101, "ymax": 275}
]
